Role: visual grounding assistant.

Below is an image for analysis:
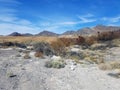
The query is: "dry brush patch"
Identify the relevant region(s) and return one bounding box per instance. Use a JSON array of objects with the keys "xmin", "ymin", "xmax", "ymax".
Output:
[
  {"xmin": 0, "ymin": 36, "xmax": 58, "ymax": 44},
  {"xmin": 50, "ymin": 39, "xmax": 66, "ymax": 56},
  {"xmin": 34, "ymin": 52, "xmax": 43, "ymax": 58},
  {"xmin": 45, "ymin": 59, "xmax": 66, "ymax": 69},
  {"xmin": 97, "ymin": 31, "xmax": 120, "ymax": 41},
  {"xmin": 33, "ymin": 42, "xmax": 54, "ymax": 56},
  {"xmin": 99, "ymin": 61, "xmax": 120, "ymax": 70}
]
